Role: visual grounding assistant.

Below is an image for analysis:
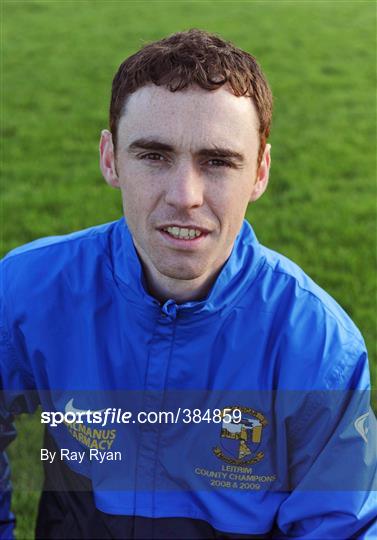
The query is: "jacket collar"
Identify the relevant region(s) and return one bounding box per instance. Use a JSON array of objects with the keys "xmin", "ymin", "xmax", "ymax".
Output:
[{"xmin": 111, "ymin": 217, "xmax": 265, "ymax": 318}]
